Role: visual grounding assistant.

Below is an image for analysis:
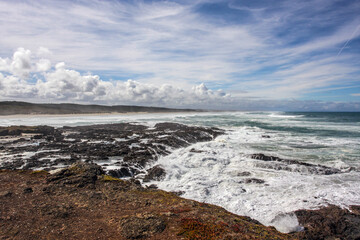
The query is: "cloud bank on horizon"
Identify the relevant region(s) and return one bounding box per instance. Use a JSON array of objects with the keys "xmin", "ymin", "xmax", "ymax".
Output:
[{"xmin": 0, "ymin": 0, "xmax": 360, "ymax": 111}]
